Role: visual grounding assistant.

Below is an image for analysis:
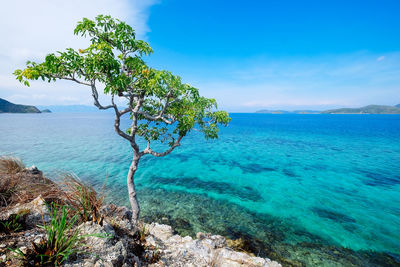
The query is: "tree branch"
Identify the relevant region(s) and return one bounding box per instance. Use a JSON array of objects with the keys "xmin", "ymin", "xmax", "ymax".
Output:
[
  {"xmin": 141, "ymin": 135, "xmax": 183, "ymax": 157},
  {"xmin": 135, "ymin": 90, "xmax": 177, "ymax": 124},
  {"xmin": 90, "ymin": 82, "xmax": 114, "ymax": 110},
  {"xmin": 109, "ymin": 95, "xmax": 132, "ymax": 142}
]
